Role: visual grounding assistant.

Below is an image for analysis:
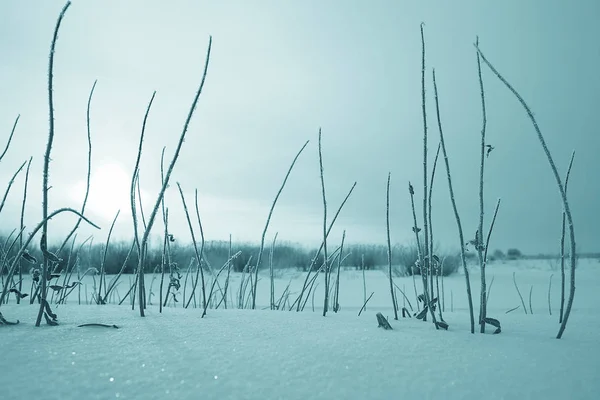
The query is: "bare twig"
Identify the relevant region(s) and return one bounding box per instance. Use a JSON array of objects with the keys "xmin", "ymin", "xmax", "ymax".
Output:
[
  {"xmin": 559, "ymin": 151, "xmax": 575, "ymax": 323},
  {"xmin": 252, "ymin": 140, "xmax": 309, "ymax": 309},
  {"xmin": 513, "ymin": 271, "xmax": 527, "ymax": 314},
  {"xmin": 419, "ymin": 22, "xmax": 435, "ymax": 328},
  {"xmin": 358, "ymin": 292, "xmax": 375, "ymax": 317},
  {"xmin": 0, "ymin": 160, "xmax": 26, "ymax": 216},
  {"xmin": 177, "ymin": 184, "xmax": 206, "ymax": 311},
  {"xmin": 318, "ymin": 130, "xmax": 330, "ymax": 317},
  {"xmin": 269, "ymin": 232, "xmax": 278, "ymax": 310},
  {"xmin": 428, "ymin": 143, "xmax": 441, "ymax": 300},
  {"xmin": 548, "ymin": 274, "xmax": 554, "ymax": 316},
  {"xmin": 474, "ymin": 36, "xmax": 489, "ymax": 334},
  {"xmin": 97, "ymin": 210, "xmax": 120, "ymax": 304},
  {"xmin": 36, "ymin": 1, "xmax": 72, "ymax": 327},
  {"xmin": 332, "ymin": 230, "xmax": 345, "ymax": 313},
  {"xmin": 295, "ymin": 182, "xmax": 356, "ymax": 310},
  {"xmin": 60, "ymin": 79, "xmax": 96, "ymax": 252},
  {"xmin": 129, "ymin": 91, "xmax": 156, "ymax": 314},
  {"xmin": 386, "ymin": 173, "xmax": 398, "ymax": 320},
  {"xmin": 136, "ymin": 36, "xmax": 212, "ymax": 317},
  {"xmin": 475, "ymin": 44, "xmax": 577, "ymax": 339},
  {"xmin": 529, "ymin": 285, "xmax": 534, "ymax": 314},
  {"xmin": 0, "ymin": 207, "xmax": 99, "ymax": 307},
  {"xmin": 480, "ymin": 198, "xmax": 501, "ymax": 332},
  {"xmin": 0, "ymin": 115, "xmax": 19, "ymax": 163},
  {"xmin": 17, "ymin": 157, "xmax": 32, "ymax": 304},
  {"xmin": 432, "ymin": 68, "xmax": 475, "ymax": 333}
]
